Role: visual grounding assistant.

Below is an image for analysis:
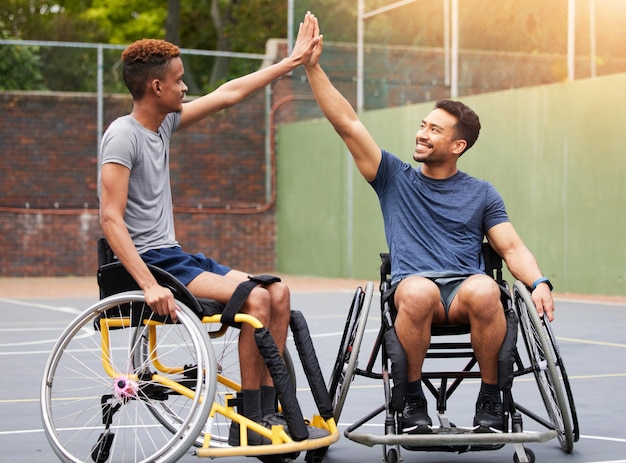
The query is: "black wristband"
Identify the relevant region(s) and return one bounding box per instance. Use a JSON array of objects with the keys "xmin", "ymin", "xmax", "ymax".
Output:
[{"xmin": 531, "ymin": 277, "xmax": 553, "ymax": 291}]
